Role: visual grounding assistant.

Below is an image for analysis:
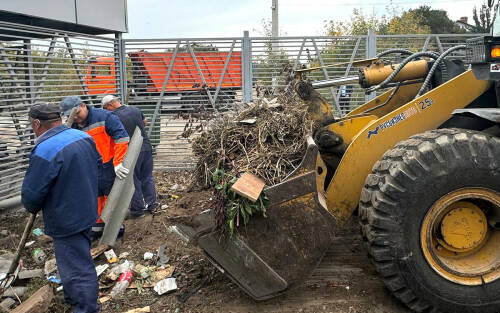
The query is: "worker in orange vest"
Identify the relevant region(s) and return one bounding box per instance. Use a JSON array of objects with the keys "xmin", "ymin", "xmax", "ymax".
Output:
[
  {"xmin": 60, "ymin": 96, "xmax": 130, "ymax": 240},
  {"xmin": 102, "ymin": 95, "xmax": 158, "ymax": 218}
]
